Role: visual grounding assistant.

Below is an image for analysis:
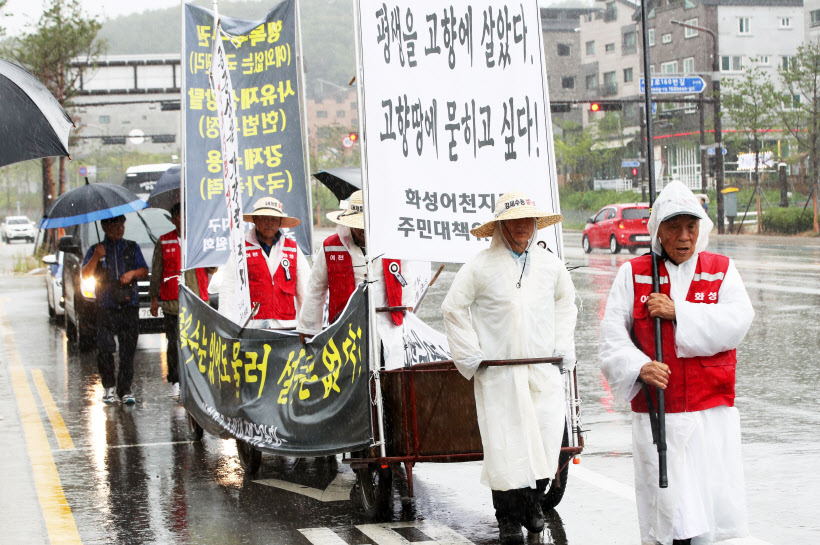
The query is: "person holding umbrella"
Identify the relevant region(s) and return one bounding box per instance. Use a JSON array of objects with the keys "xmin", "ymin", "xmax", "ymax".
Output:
[
  {"xmin": 599, "ymin": 181, "xmax": 754, "ymax": 545},
  {"xmin": 149, "ymin": 203, "xmax": 211, "ymax": 399},
  {"xmin": 218, "ymin": 197, "xmax": 310, "ymax": 329},
  {"xmin": 81, "ymin": 215, "xmax": 149, "ymax": 404},
  {"xmin": 440, "ymin": 191, "xmax": 576, "ymax": 544}
]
